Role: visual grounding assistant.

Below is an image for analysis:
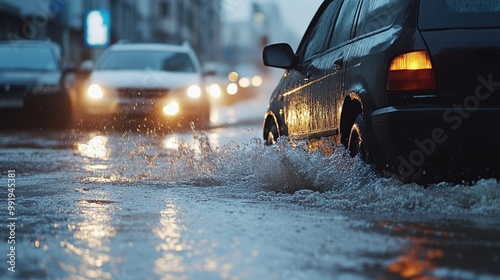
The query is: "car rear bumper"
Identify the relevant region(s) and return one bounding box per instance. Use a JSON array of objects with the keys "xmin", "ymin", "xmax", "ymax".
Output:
[
  {"xmin": 0, "ymin": 92, "xmax": 69, "ymax": 114},
  {"xmin": 371, "ymin": 106, "xmax": 500, "ymax": 181},
  {"xmin": 0, "ymin": 91, "xmax": 71, "ymax": 128}
]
